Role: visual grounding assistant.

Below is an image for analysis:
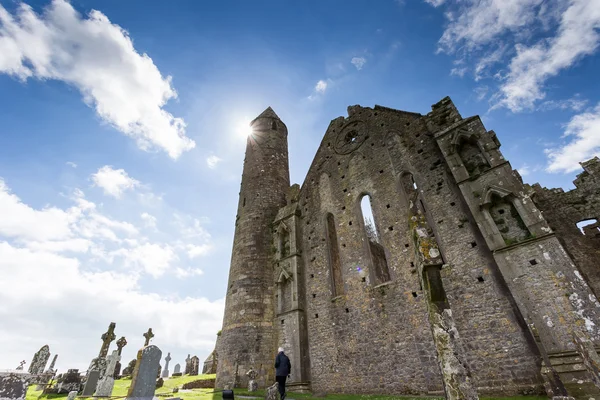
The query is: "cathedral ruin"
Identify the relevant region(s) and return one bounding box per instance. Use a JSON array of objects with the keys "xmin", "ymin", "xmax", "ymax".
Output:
[{"xmin": 215, "ymin": 96, "xmax": 600, "ymax": 398}]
